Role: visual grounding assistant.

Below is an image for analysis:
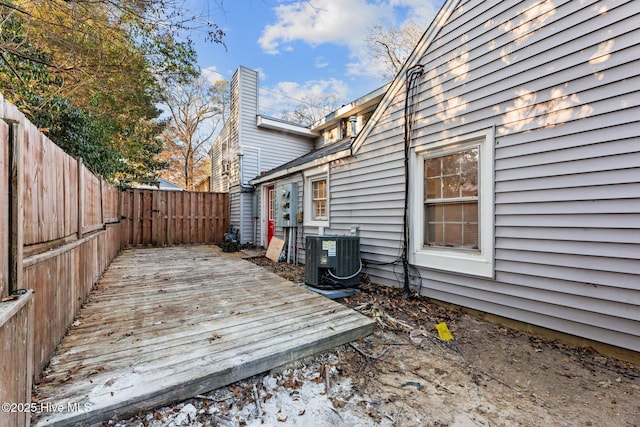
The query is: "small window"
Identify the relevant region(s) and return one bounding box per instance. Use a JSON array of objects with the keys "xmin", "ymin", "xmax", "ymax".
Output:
[
  {"xmin": 304, "ymin": 167, "xmax": 330, "ymax": 227},
  {"xmin": 312, "ymin": 178, "xmax": 327, "ymax": 220},
  {"xmin": 324, "ymin": 125, "xmax": 340, "ymax": 144},
  {"xmin": 269, "ymin": 187, "xmax": 276, "ymax": 221}
]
